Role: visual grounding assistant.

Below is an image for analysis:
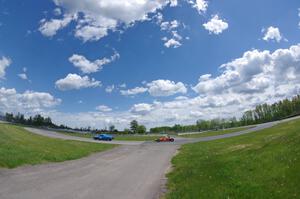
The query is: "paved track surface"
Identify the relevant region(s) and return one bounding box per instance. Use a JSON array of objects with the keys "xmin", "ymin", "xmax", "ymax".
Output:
[
  {"xmin": 1, "ymin": 117, "xmax": 299, "ymax": 199},
  {"xmin": 0, "ymin": 144, "xmax": 178, "ymax": 199}
]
